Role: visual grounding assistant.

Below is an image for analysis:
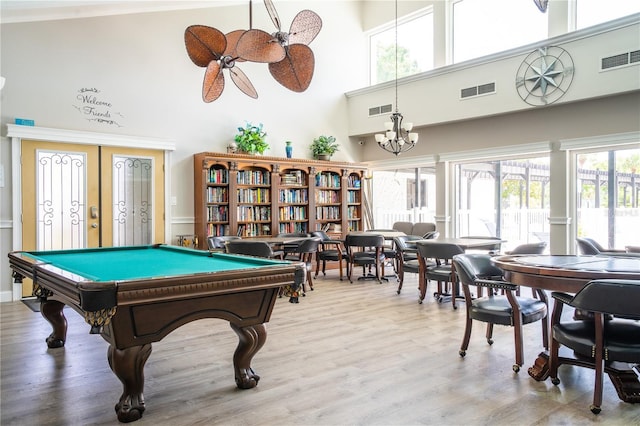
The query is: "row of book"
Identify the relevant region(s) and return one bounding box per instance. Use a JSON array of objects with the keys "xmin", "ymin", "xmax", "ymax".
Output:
[
  {"xmin": 207, "ymin": 187, "xmax": 228, "ymax": 203},
  {"xmin": 207, "ymin": 223, "xmax": 230, "ymax": 236},
  {"xmin": 315, "ymin": 172, "xmax": 341, "ymax": 188},
  {"xmin": 278, "ymin": 222, "xmax": 308, "ymax": 234},
  {"xmin": 207, "ymin": 205, "xmax": 228, "ymax": 222},
  {"xmin": 315, "ymin": 190, "xmax": 341, "ymax": 204},
  {"xmin": 315, "ymin": 206, "xmax": 340, "ymax": 220},
  {"xmin": 237, "ymin": 223, "xmax": 271, "ymax": 237},
  {"xmin": 238, "ymin": 188, "xmax": 270, "ymax": 203},
  {"xmin": 279, "ymin": 188, "xmax": 308, "ymax": 203},
  {"xmin": 207, "ymin": 167, "xmax": 229, "ymax": 184},
  {"xmin": 281, "ymin": 170, "xmax": 306, "ymax": 185},
  {"xmin": 237, "ymin": 170, "xmax": 270, "ymax": 185},
  {"xmin": 237, "ymin": 205, "xmax": 271, "ymax": 221},
  {"xmin": 279, "ymin": 205, "xmax": 307, "ymax": 221}
]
